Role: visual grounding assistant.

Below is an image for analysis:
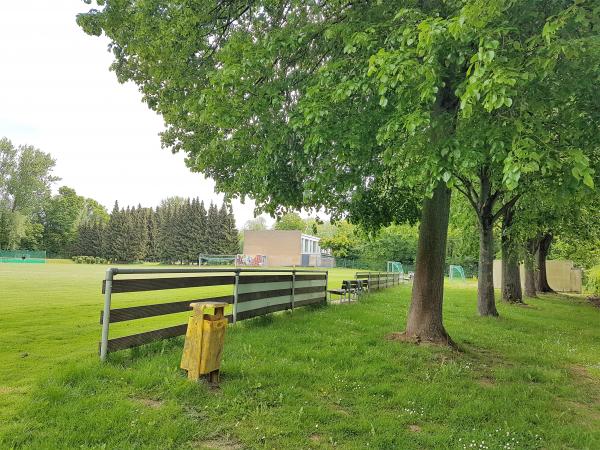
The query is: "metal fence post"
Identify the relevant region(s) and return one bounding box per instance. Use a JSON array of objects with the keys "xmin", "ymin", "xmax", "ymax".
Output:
[
  {"xmin": 100, "ymin": 268, "xmax": 114, "ymax": 362},
  {"xmin": 291, "ymin": 269, "xmax": 296, "ymax": 310},
  {"xmin": 233, "ymin": 269, "xmax": 240, "ymax": 324}
]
